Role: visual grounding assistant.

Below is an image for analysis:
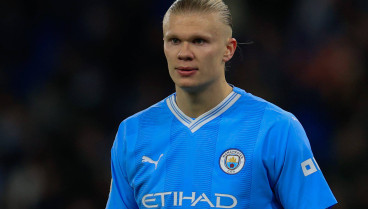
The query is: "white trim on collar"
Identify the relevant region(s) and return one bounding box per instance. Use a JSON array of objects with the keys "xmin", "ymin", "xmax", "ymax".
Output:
[{"xmin": 166, "ymin": 91, "xmax": 241, "ymax": 133}]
